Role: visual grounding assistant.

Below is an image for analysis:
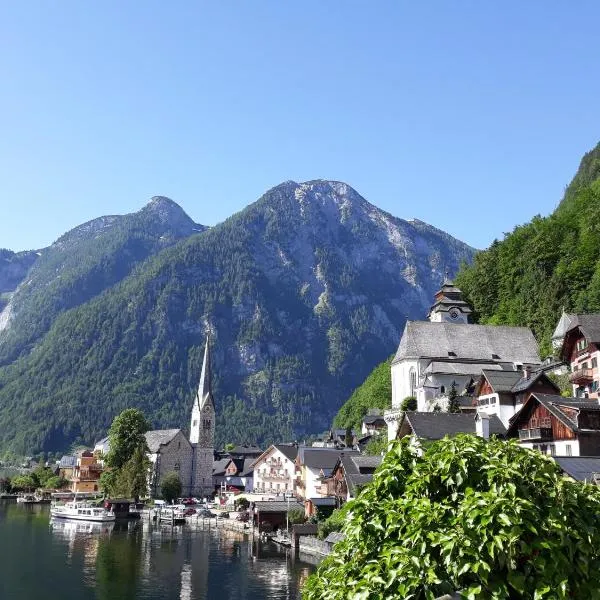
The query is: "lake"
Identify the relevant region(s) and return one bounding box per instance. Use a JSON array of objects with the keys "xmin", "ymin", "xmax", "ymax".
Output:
[{"xmin": 0, "ymin": 500, "xmax": 316, "ymax": 600}]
